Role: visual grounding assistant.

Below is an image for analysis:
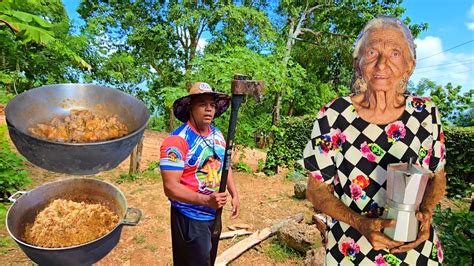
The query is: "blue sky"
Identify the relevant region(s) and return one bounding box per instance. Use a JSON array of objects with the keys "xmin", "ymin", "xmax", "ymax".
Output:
[
  {"xmin": 402, "ymin": 0, "xmax": 474, "ymax": 92},
  {"xmin": 63, "ymin": 0, "xmax": 473, "ymax": 91}
]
